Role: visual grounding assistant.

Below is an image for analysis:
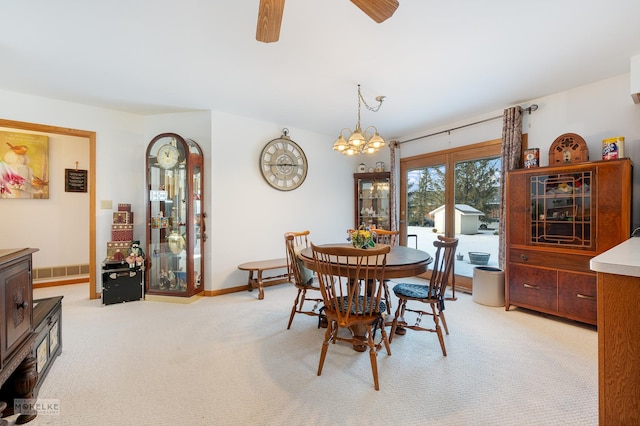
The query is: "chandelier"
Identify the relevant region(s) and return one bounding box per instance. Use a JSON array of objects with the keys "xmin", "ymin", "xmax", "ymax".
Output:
[{"xmin": 333, "ymin": 84, "xmax": 386, "ymax": 155}]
